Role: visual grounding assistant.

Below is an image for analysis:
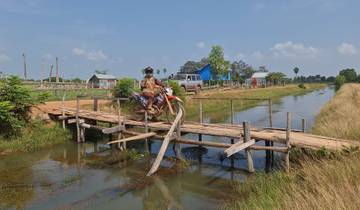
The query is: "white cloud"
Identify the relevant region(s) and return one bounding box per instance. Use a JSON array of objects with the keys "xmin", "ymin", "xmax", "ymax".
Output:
[
  {"xmin": 337, "ymin": 43, "xmax": 357, "ymax": 55},
  {"xmin": 72, "ymin": 47, "xmax": 107, "ymax": 61},
  {"xmin": 251, "ymin": 51, "xmax": 265, "ymax": 59},
  {"xmin": 196, "ymin": 41, "xmax": 205, "ymax": 49},
  {"xmin": 271, "ymin": 41, "xmax": 319, "ymax": 58},
  {"xmin": 235, "ymin": 53, "xmax": 245, "ymax": 60},
  {"xmin": 42, "ymin": 53, "xmax": 53, "ymax": 60},
  {"xmin": 0, "ymin": 53, "xmax": 11, "ymax": 63}
]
